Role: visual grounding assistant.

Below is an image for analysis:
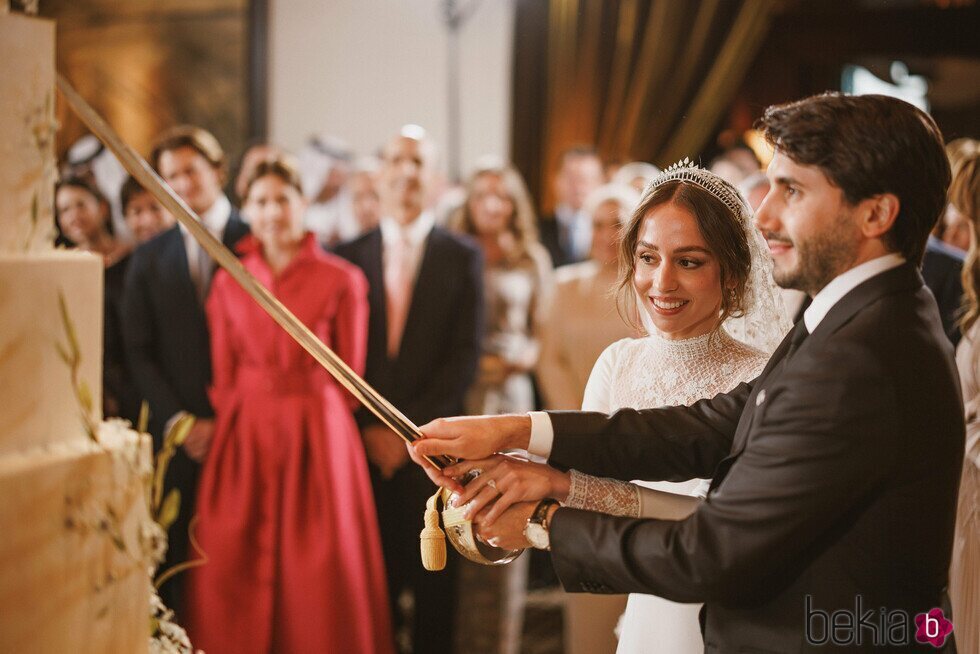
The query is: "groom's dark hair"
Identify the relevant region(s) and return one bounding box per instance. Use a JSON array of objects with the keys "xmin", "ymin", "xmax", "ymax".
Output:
[{"xmin": 757, "ymin": 93, "xmax": 950, "ymax": 264}]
